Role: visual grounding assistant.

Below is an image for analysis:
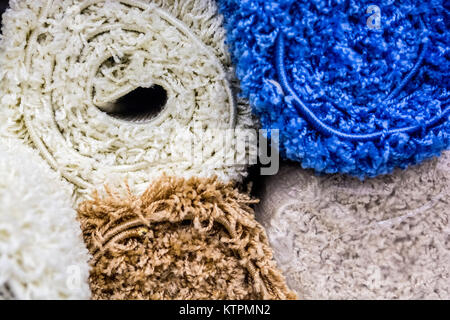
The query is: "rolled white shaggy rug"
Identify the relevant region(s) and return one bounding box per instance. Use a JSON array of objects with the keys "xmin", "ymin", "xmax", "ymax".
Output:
[
  {"xmin": 0, "ymin": 0, "xmax": 255, "ymax": 196},
  {"xmin": 257, "ymin": 153, "xmax": 450, "ymax": 300},
  {"xmin": 0, "ymin": 139, "xmax": 91, "ymax": 300}
]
